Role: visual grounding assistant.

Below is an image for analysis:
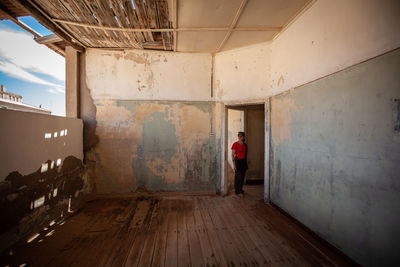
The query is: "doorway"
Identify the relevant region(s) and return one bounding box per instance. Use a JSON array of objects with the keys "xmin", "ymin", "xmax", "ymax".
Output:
[{"xmin": 225, "ymin": 104, "xmax": 265, "ymax": 199}]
